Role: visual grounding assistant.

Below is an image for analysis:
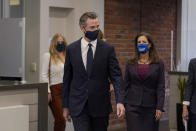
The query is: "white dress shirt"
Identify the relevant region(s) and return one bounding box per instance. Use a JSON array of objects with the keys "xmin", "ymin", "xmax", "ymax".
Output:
[
  {"xmin": 81, "ymin": 38, "xmax": 97, "ymax": 69},
  {"xmin": 40, "ymin": 52, "xmax": 64, "ymax": 93}
]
